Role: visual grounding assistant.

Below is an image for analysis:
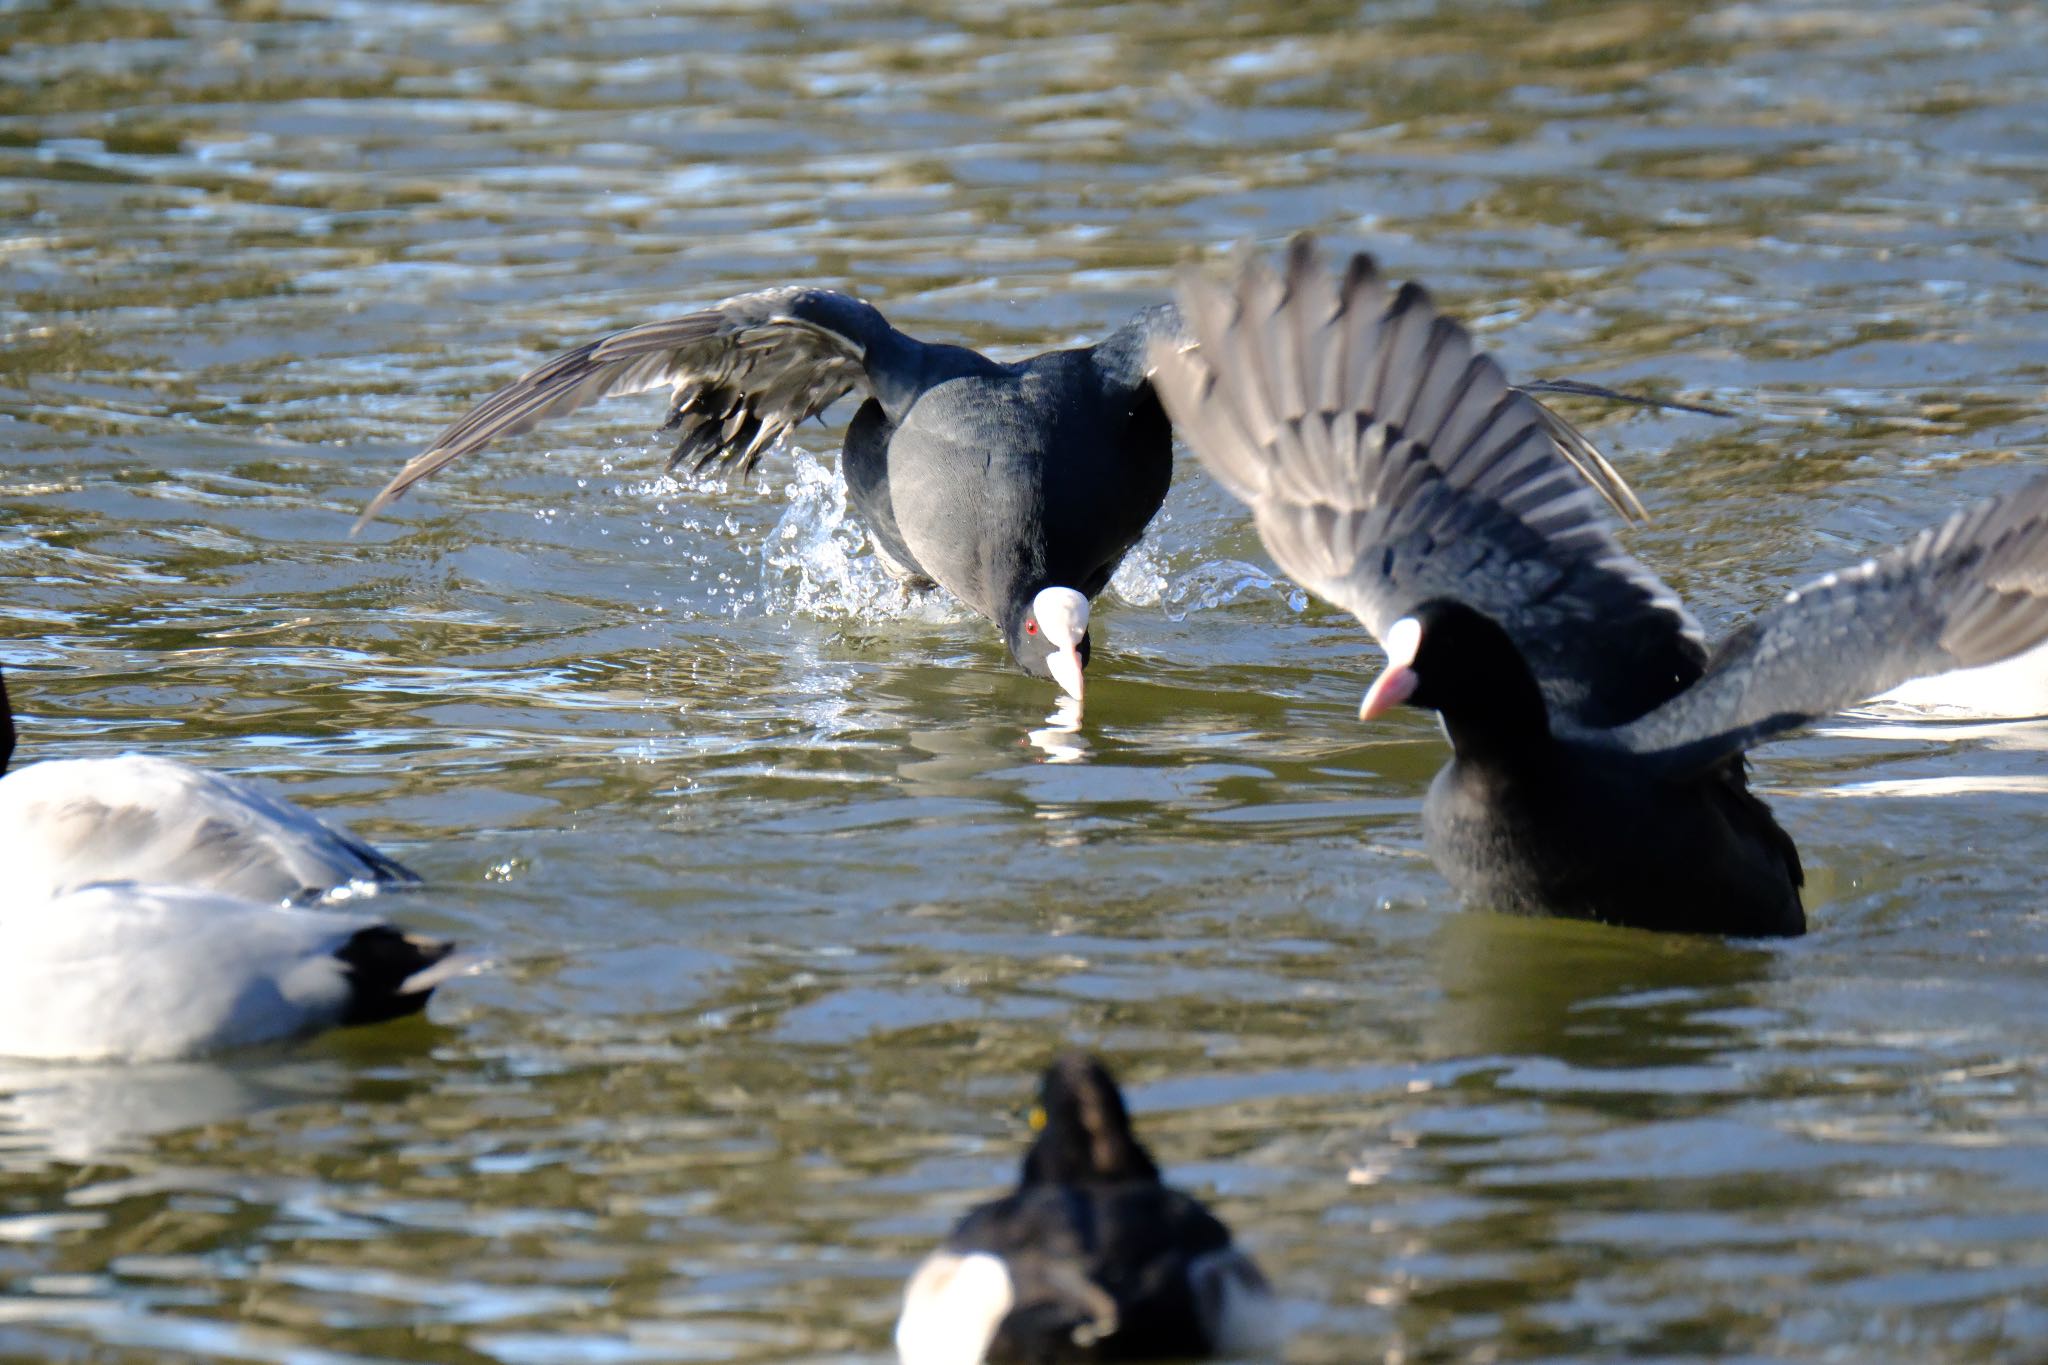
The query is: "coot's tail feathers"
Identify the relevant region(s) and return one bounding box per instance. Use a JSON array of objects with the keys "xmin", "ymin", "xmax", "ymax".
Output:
[
  {"xmin": 1621, "ymin": 472, "xmax": 2048, "ymax": 772},
  {"xmin": 334, "ymin": 925, "xmax": 461, "ymax": 1027},
  {"xmin": 1152, "ymin": 236, "xmax": 1708, "ymax": 731},
  {"xmin": 354, "ymin": 287, "xmax": 896, "ymax": 533}
]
